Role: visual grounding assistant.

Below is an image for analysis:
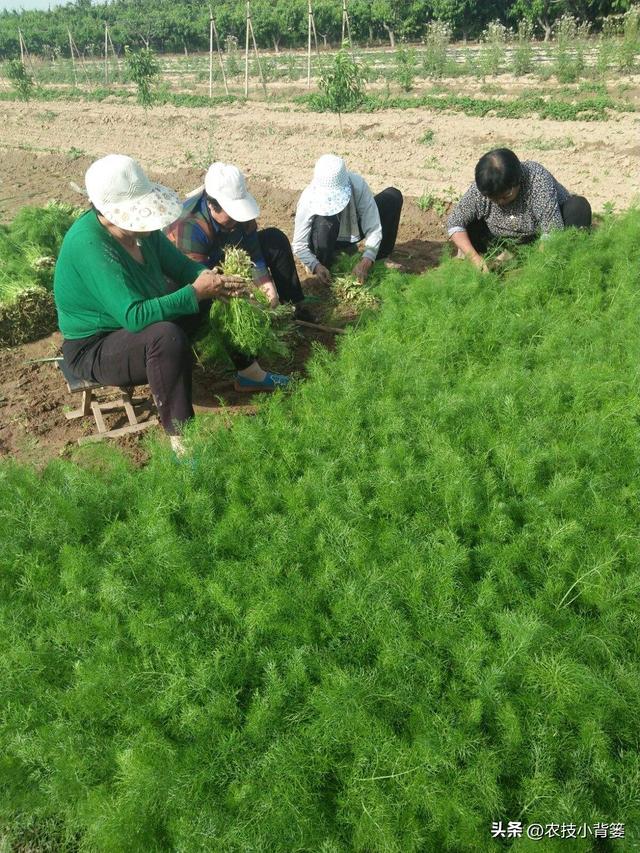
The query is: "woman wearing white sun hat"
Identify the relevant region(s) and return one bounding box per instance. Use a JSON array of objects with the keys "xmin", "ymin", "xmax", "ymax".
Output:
[
  {"xmin": 292, "ymin": 154, "xmax": 403, "ymax": 285},
  {"xmin": 54, "ymin": 154, "xmax": 250, "ymax": 446}
]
